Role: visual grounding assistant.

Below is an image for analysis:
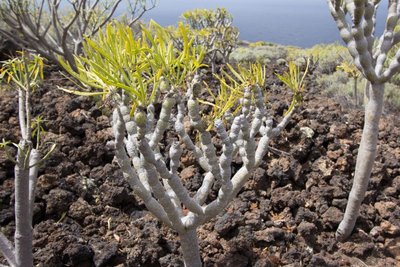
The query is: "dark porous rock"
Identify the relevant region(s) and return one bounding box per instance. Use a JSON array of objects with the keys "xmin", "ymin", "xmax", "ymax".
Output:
[
  {"xmin": 216, "ymin": 253, "xmax": 248, "ymax": 267},
  {"xmin": 297, "ymin": 221, "xmax": 317, "ymax": 239},
  {"xmin": 44, "ymin": 188, "xmax": 75, "ymax": 217},
  {"xmin": 92, "ymin": 242, "xmax": 119, "ymax": 267},
  {"xmin": 63, "ymin": 243, "xmax": 94, "ymax": 267},
  {"xmin": 294, "ymin": 207, "xmax": 318, "ymax": 224},
  {"xmin": 68, "ymin": 197, "xmax": 93, "ymax": 224},
  {"xmin": 339, "ymin": 232, "xmax": 375, "ymax": 258},
  {"xmin": 331, "ymin": 198, "xmax": 348, "ymax": 209},
  {"xmin": 245, "ymin": 167, "xmax": 269, "ymax": 191},
  {"xmin": 321, "ymin": 207, "xmax": 343, "ymax": 230},
  {"xmin": 100, "ymin": 184, "xmax": 132, "ymax": 208},
  {"xmin": 374, "ymin": 201, "xmax": 398, "ymax": 219},
  {"xmin": 36, "ymin": 174, "xmax": 59, "ymax": 195},
  {"xmin": 0, "ymin": 207, "xmax": 13, "ymax": 225},
  {"xmin": 270, "ymin": 185, "xmax": 293, "ymax": 210},
  {"xmin": 309, "ymin": 252, "xmax": 338, "ymax": 267},
  {"xmin": 254, "ymin": 227, "xmax": 285, "ymax": 243},
  {"xmin": 253, "ymin": 258, "xmax": 275, "ymax": 267},
  {"xmin": 214, "ymin": 211, "xmax": 244, "ymax": 237},
  {"xmin": 159, "ymin": 254, "xmax": 183, "ymax": 267}
]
